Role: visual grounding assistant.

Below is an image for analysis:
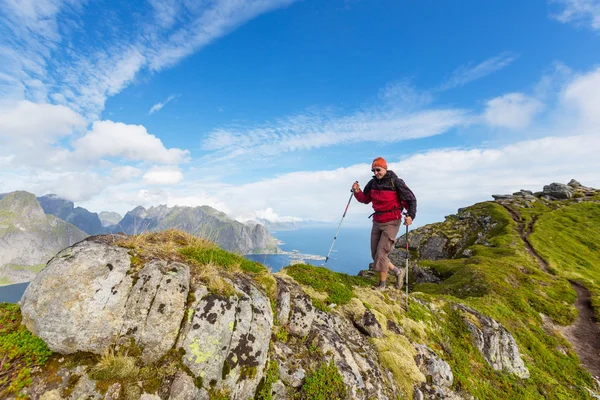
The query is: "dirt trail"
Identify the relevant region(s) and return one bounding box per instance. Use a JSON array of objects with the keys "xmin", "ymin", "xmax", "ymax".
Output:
[
  {"xmin": 499, "ymin": 203, "xmax": 550, "ymax": 273},
  {"xmin": 560, "ymin": 282, "xmax": 600, "ymax": 379},
  {"xmin": 499, "ymin": 202, "xmax": 600, "ymax": 380}
]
